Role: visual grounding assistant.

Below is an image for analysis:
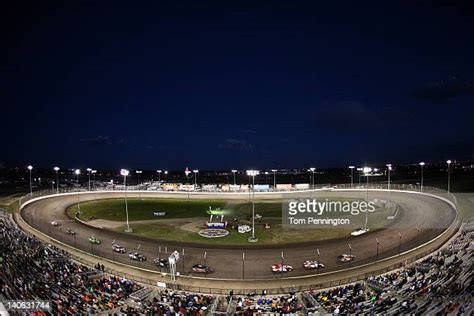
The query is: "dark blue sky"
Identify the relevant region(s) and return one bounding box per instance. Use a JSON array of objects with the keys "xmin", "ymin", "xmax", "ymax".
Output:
[{"xmin": 2, "ymin": 1, "xmax": 474, "ymax": 170}]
